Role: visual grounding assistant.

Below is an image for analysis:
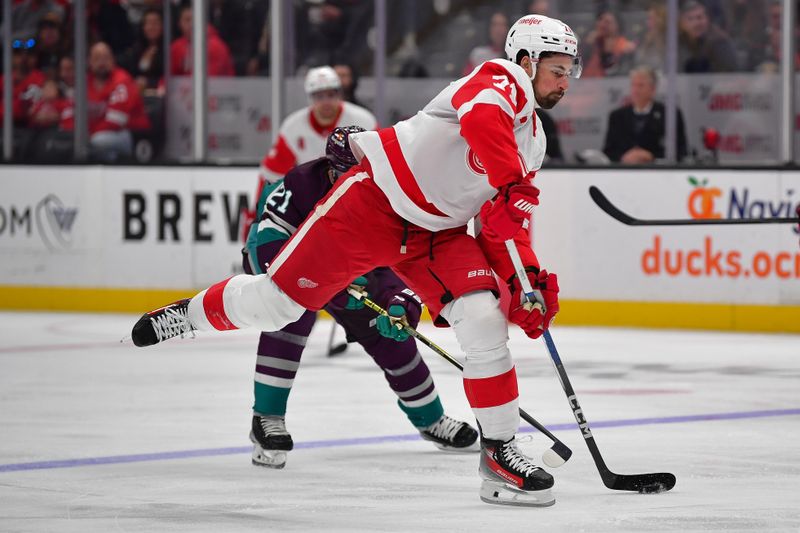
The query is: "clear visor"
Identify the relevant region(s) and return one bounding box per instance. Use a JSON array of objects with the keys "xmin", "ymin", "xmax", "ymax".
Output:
[{"xmin": 535, "ymin": 55, "xmax": 583, "ymax": 79}]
